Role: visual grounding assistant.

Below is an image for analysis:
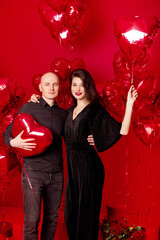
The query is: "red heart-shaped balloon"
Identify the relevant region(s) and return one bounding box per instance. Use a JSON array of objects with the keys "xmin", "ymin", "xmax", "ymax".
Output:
[
  {"xmin": 0, "ymin": 147, "xmax": 18, "ymax": 175},
  {"xmin": 51, "ymin": 57, "xmax": 85, "ymax": 81},
  {"xmin": 0, "ymin": 107, "xmax": 19, "ymax": 133},
  {"xmin": 12, "ymin": 113, "xmax": 53, "ymax": 157},
  {"xmin": 102, "ymin": 79, "xmax": 126, "ymax": 122},
  {"xmin": 51, "ymin": 57, "xmax": 71, "ymax": 81},
  {"xmin": 46, "ymin": 0, "xmax": 69, "ymax": 13},
  {"xmin": 132, "ymin": 97, "xmax": 160, "ymax": 147},
  {"xmin": 113, "ymin": 50, "xmax": 151, "ymax": 85},
  {"xmin": 38, "ymin": 0, "xmax": 88, "ymax": 46},
  {"xmin": 32, "ymin": 73, "xmax": 43, "ymax": 93},
  {"xmin": 0, "ymin": 77, "xmax": 12, "ymax": 113},
  {"xmin": 114, "ymin": 15, "xmax": 159, "ymax": 61},
  {"xmin": 133, "ymin": 71, "xmax": 157, "ymax": 107}
]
